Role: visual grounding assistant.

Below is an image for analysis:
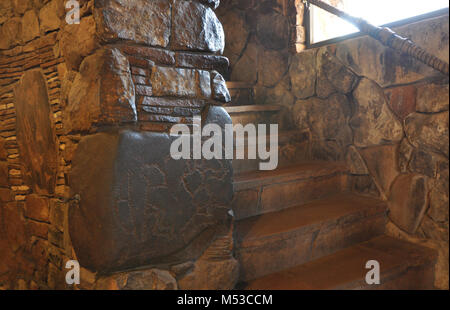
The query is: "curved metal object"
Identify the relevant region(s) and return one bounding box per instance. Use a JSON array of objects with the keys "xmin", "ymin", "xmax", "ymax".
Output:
[{"xmin": 306, "ymin": 0, "xmax": 449, "ymax": 75}]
